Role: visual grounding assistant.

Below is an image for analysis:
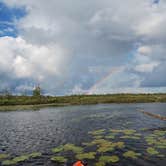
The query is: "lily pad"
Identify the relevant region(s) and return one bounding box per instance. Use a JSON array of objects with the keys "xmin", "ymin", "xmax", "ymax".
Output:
[
  {"xmin": 2, "ymin": 160, "xmax": 16, "ymax": 166},
  {"xmin": 76, "ymin": 152, "xmax": 96, "ymax": 160},
  {"xmin": 99, "ymin": 155, "xmax": 119, "ymax": 163},
  {"xmin": 51, "ymin": 156, "xmax": 67, "ymax": 163},
  {"xmin": 110, "ymin": 129, "xmax": 123, "ymax": 133},
  {"xmin": 123, "ymin": 151, "xmax": 141, "ymax": 159},
  {"xmin": 1, "ymin": 153, "xmax": 42, "ymax": 166},
  {"xmin": 63, "ymin": 144, "xmax": 83, "ymax": 153},
  {"xmin": 52, "ymin": 145, "xmax": 64, "ymax": 153},
  {"xmin": 28, "ymin": 152, "xmax": 42, "ymax": 158},
  {"xmin": 123, "ymin": 129, "xmax": 136, "ymax": 135},
  {"xmin": 13, "ymin": 155, "xmax": 29, "ymax": 162},
  {"xmin": 147, "ymin": 147, "xmax": 159, "ymax": 155},
  {"xmin": 82, "ymin": 142, "xmax": 94, "ymax": 147},
  {"xmin": 120, "ymin": 135, "xmax": 140, "ymax": 140},
  {"xmin": 105, "ymin": 134, "xmax": 115, "ymax": 139},
  {"xmin": 113, "ymin": 142, "xmax": 125, "ymax": 149},
  {"xmin": 92, "ymin": 139, "xmax": 114, "ymax": 153},
  {"xmin": 0, "ymin": 154, "xmax": 9, "ymax": 160},
  {"xmin": 97, "ymin": 146, "xmax": 114, "ymax": 153},
  {"xmin": 145, "ymin": 136, "xmax": 156, "ymax": 145},
  {"xmin": 88, "ymin": 129, "xmax": 105, "ymax": 135},
  {"xmin": 153, "ymin": 130, "xmax": 166, "ymax": 136}
]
